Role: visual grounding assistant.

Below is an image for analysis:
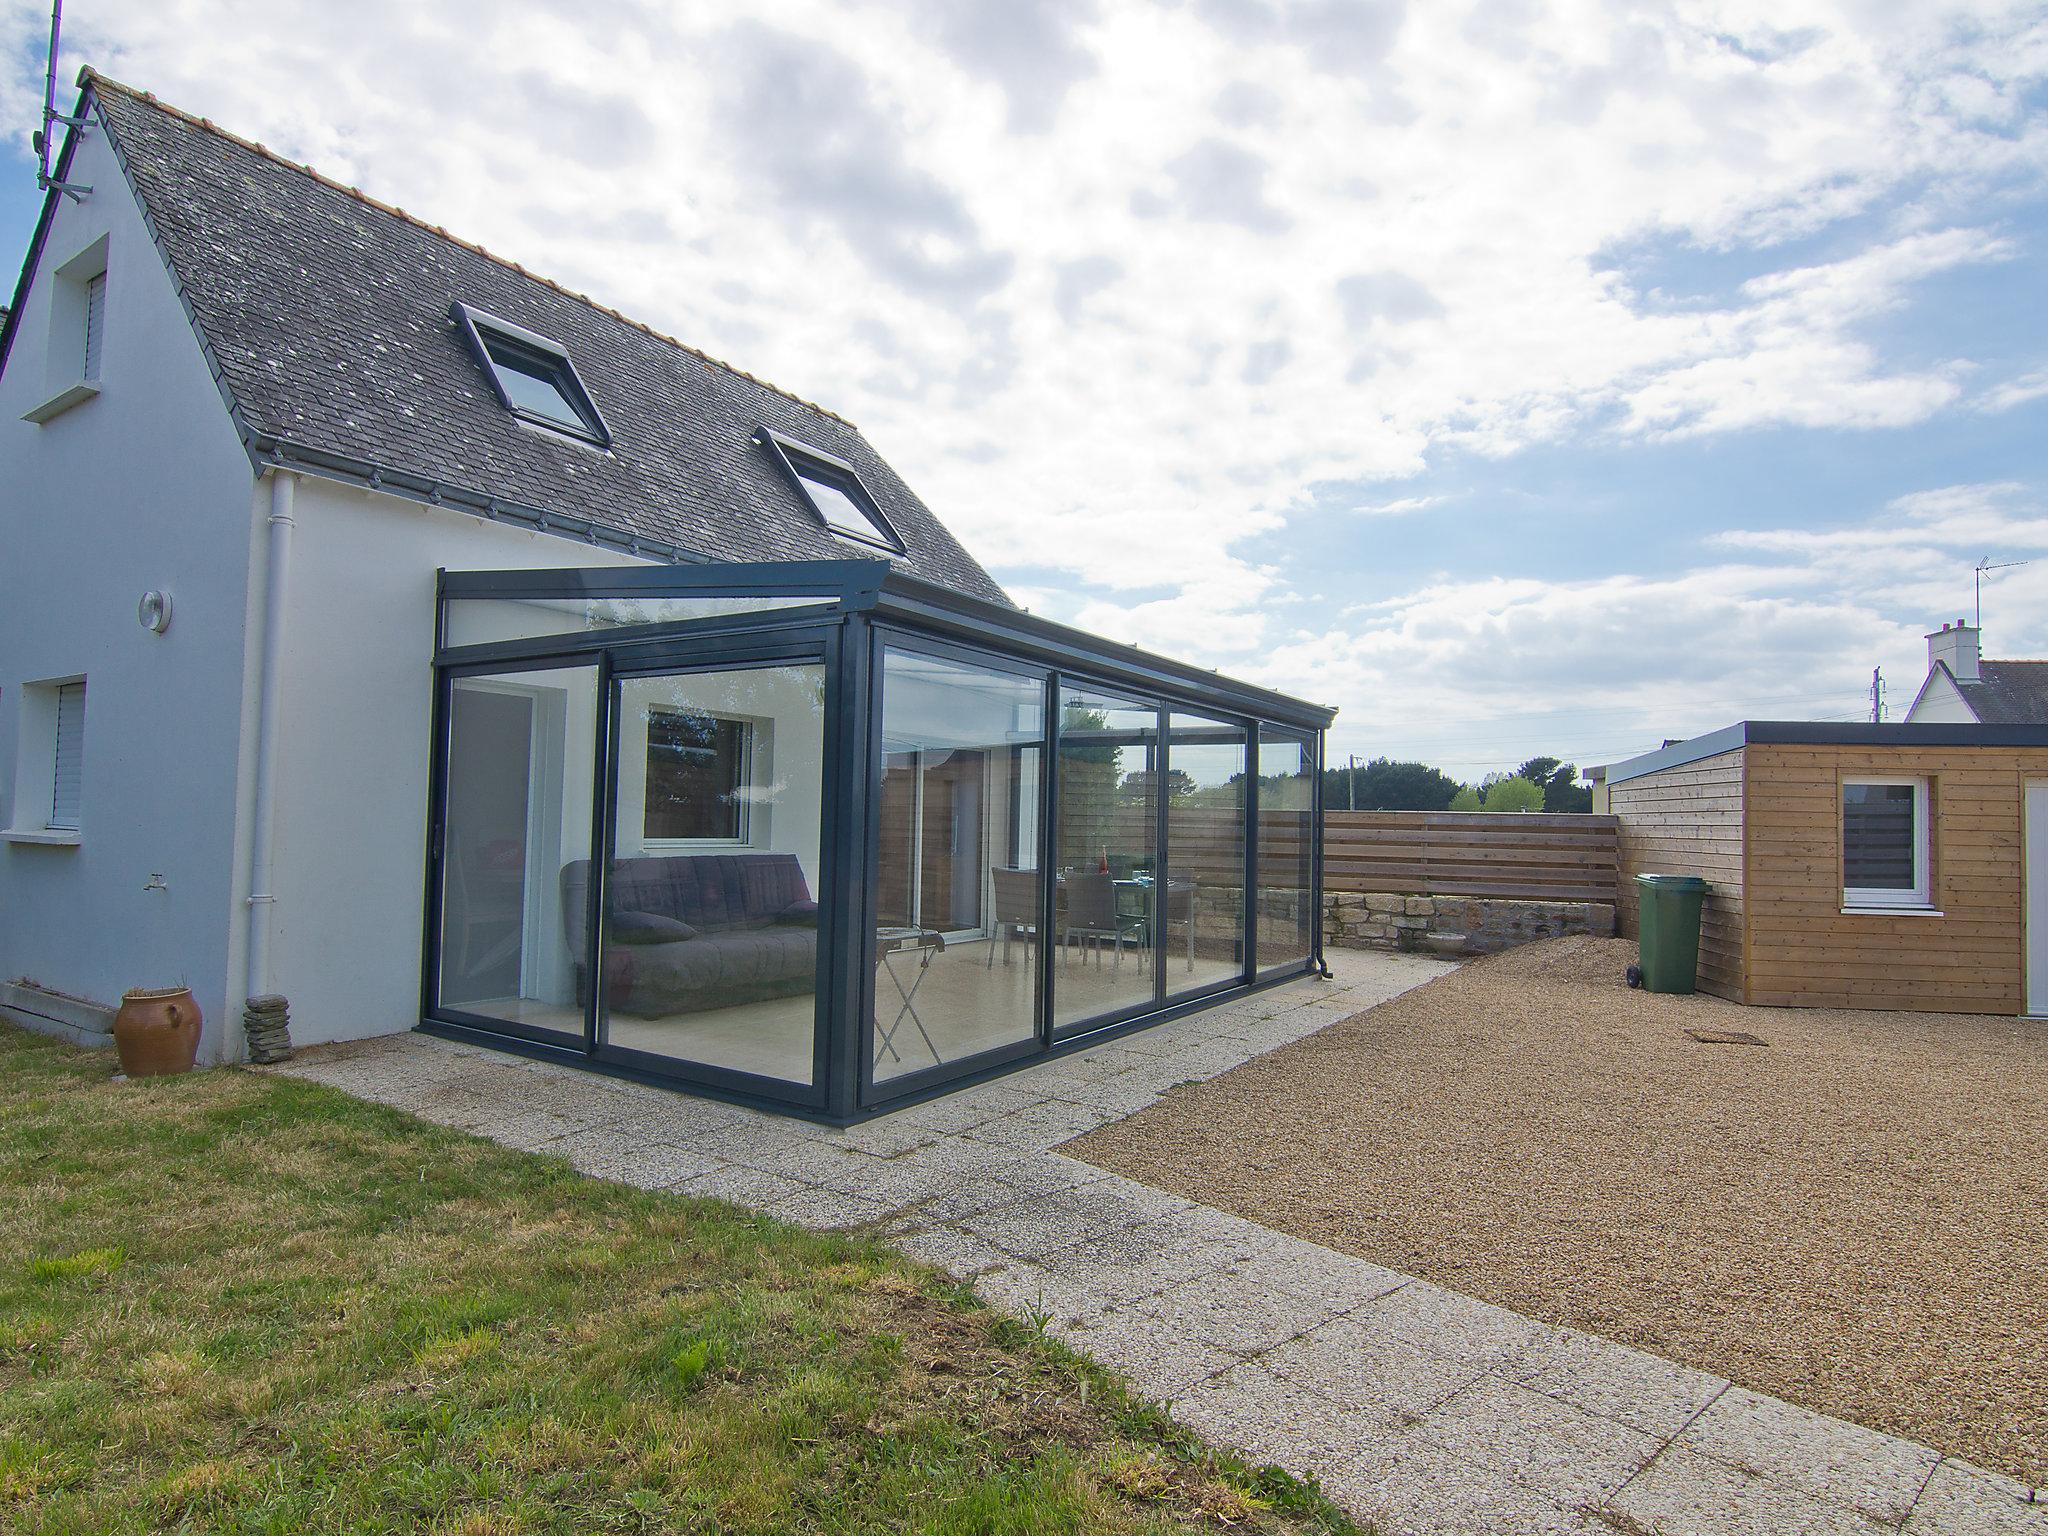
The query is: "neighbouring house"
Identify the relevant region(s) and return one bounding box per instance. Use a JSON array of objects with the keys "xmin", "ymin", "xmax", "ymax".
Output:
[
  {"xmin": 1904, "ymin": 621, "xmax": 2048, "ymax": 724},
  {"xmin": 1606, "ymin": 722, "xmax": 2048, "ymax": 1015},
  {"xmin": 0, "ymin": 71, "xmax": 1329, "ymax": 1121}
]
